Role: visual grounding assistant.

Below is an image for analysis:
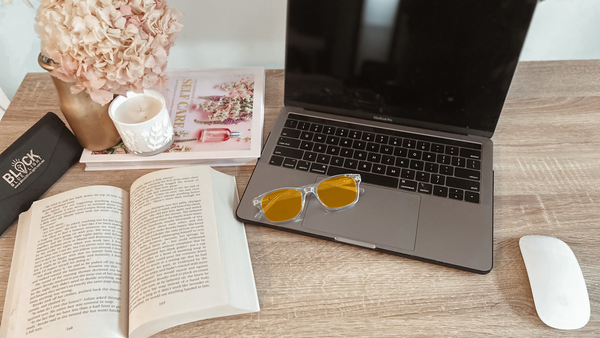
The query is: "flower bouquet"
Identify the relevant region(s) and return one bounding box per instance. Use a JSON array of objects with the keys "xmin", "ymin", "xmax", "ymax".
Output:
[
  {"xmin": 35, "ymin": 0, "xmax": 183, "ymax": 105},
  {"xmin": 3, "ymin": 0, "xmax": 183, "ymax": 150}
]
